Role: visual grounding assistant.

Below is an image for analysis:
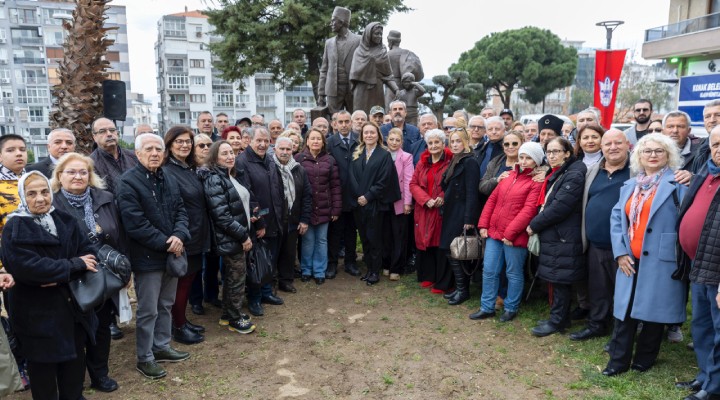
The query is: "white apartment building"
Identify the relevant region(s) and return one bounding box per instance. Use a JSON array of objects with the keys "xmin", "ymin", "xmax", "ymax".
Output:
[{"xmin": 155, "ymin": 10, "xmax": 315, "ymax": 133}]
